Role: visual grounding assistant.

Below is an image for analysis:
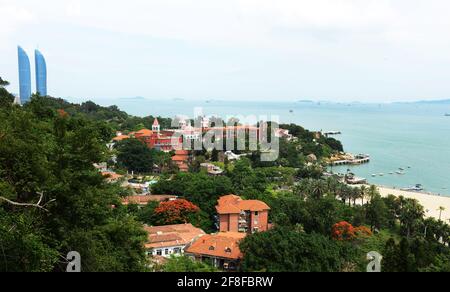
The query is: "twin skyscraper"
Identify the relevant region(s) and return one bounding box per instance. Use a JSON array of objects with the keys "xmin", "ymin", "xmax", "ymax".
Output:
[{"xmin": 17, "ymin": 46, "xmax": 47, "ymax": 104}]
